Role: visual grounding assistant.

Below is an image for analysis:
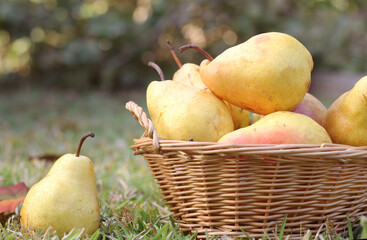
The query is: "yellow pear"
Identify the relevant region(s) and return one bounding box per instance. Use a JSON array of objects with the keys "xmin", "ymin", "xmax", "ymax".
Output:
[
  {"xmin": 170, "ymin": 44, "xmax": 249, "ymax": 130},
  {"xmin": 200, "ymin": 32, "xmax": 313, "ymax": 115},
  {"xmin": 223, "ymin": 101, "xmax": 250, "ymax": 129},
  {"xmin": 147, "ymin": 62, "xmax": 233, "ymax": 142},
  {"xmin": 218, "ymin": 111, "xmax": 332, "ymax": 144},
  {"xmin": 172, "ymin": 64, "xmax": 249, "ymax": 130},
  {"xmin": 167, "ymin": 41, "xmax": 207, "ymax": 90},
  {"xmin": 323, "ymin": 76, "xmax": 367, "ymax": 146},
  {"xmin": 20, "ymin": 133, "xmax": 100, "ymax": 236},
  {"xmin": 173, "ymin": 63, "xmax": 207, "ymax": 89}
]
